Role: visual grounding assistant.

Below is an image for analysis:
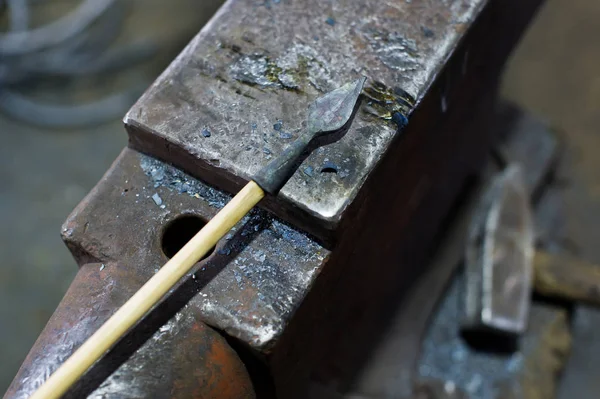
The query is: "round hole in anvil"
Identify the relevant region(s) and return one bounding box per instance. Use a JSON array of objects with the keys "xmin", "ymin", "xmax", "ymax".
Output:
[
  {"xmin": 320, "ymin": 166, "xmax": 338, "ymax": 174},
  {"xmin": 161, "ymin": 215, "xmax": 215, "ymax": 260}
]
